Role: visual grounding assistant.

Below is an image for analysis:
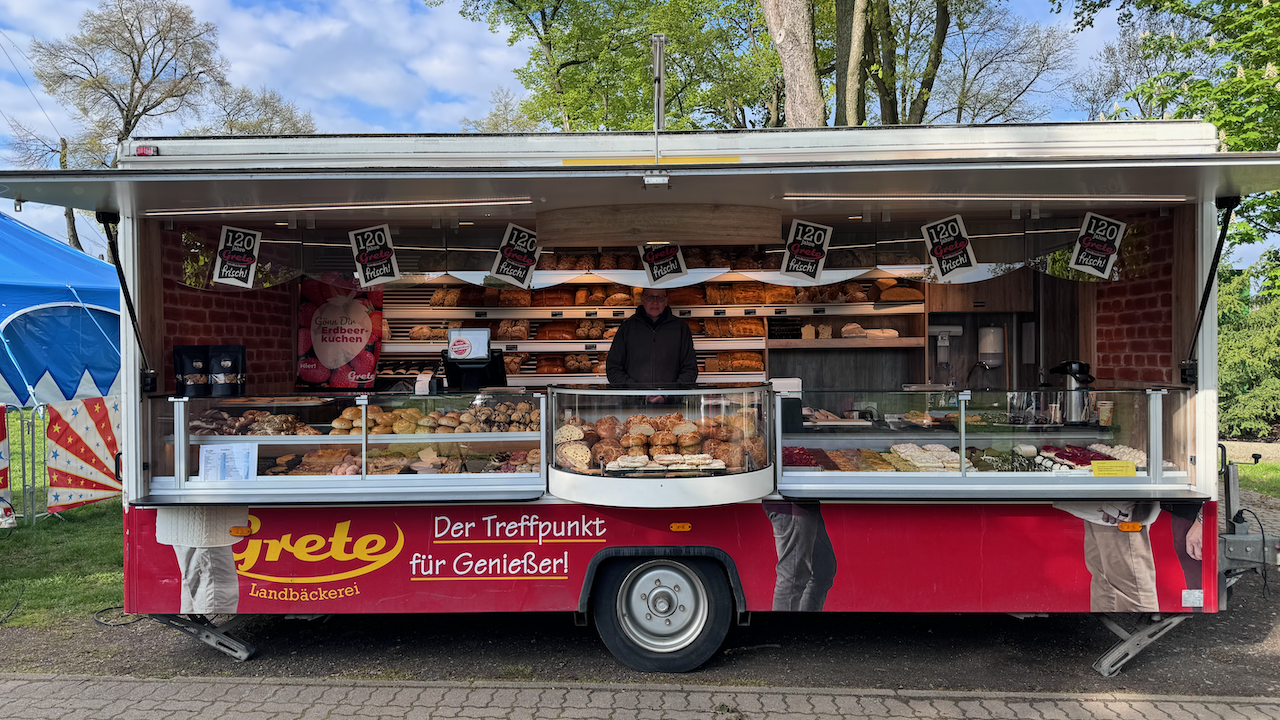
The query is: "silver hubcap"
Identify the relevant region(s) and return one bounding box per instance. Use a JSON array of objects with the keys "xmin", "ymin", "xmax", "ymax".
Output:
[{"xmin": 616, "ymin": 560, "xmax": 708, "ymax": 654}]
